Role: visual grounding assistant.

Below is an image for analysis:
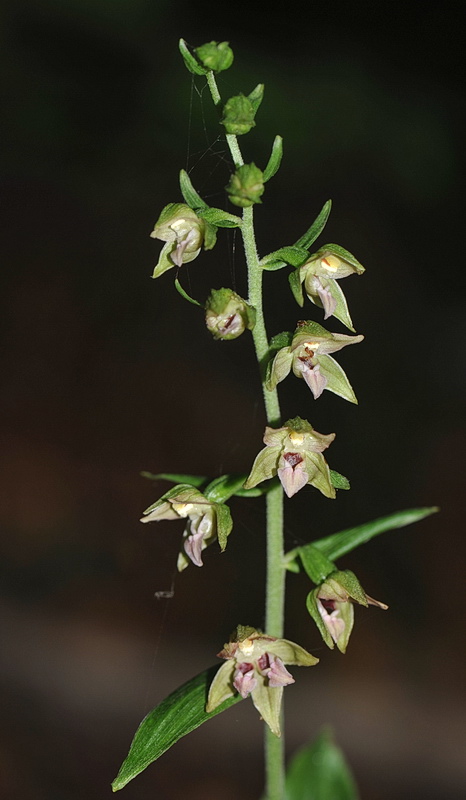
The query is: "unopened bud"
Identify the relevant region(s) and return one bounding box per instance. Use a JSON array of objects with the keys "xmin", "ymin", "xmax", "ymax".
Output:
[
  {"xmin": 195, "ymin": 41, "xmax": 234, "ymax": 72},
  {"xmin": 226, "ymin": 163, "xmax": 264, "ymax": 208}
]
